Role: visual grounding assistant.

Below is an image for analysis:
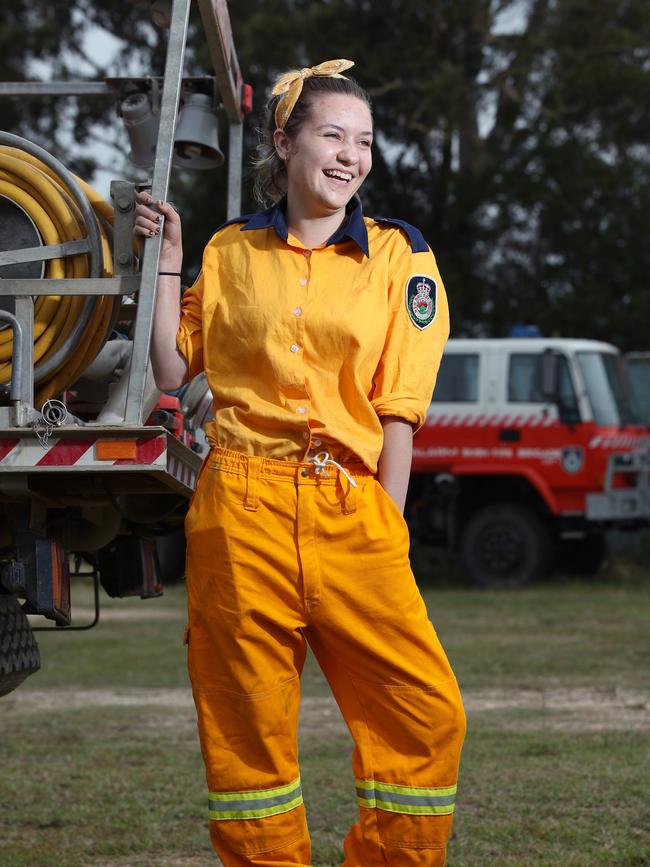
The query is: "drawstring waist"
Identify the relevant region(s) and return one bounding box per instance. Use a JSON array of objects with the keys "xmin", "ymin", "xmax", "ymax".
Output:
[
  {"xmin": 206, "ymin": 446, "xmax": 371, "ymax": 484},
  {"xmin": 205, "ymin": 446, "xmax": 371, "ymax": 514},
  {"xmin": 308, "ymin": 450, "xmax": 358, "ymax": 489}
]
